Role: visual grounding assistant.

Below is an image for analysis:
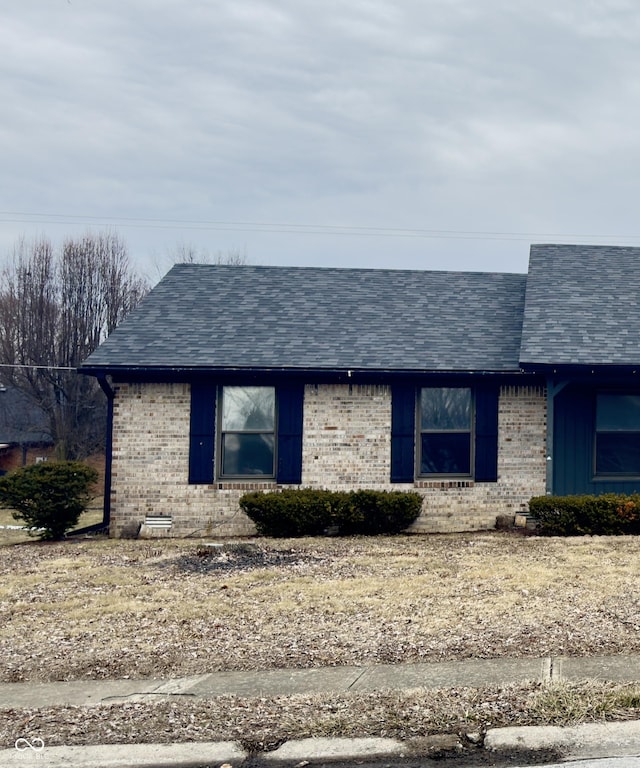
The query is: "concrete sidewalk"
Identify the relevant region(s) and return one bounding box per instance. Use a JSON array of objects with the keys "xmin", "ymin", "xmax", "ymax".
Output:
[
  {"xmin": 3, "ymin": 656, "xmax": 640, "ymax": 766},
  {"xmin": 3, "ymin": 654, "xmax": 640, "ymax": 708}
]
